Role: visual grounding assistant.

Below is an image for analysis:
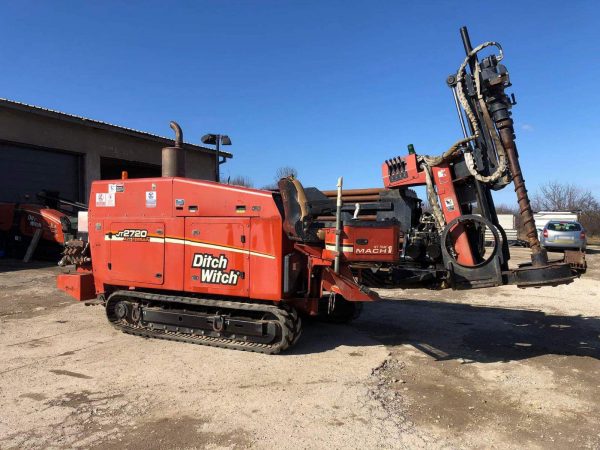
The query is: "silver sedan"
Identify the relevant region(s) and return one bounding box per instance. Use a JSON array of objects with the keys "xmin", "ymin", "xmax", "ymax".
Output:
[{"xmin": 540, "ymin": 221, "xmax": 587, "ymax": 252}]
